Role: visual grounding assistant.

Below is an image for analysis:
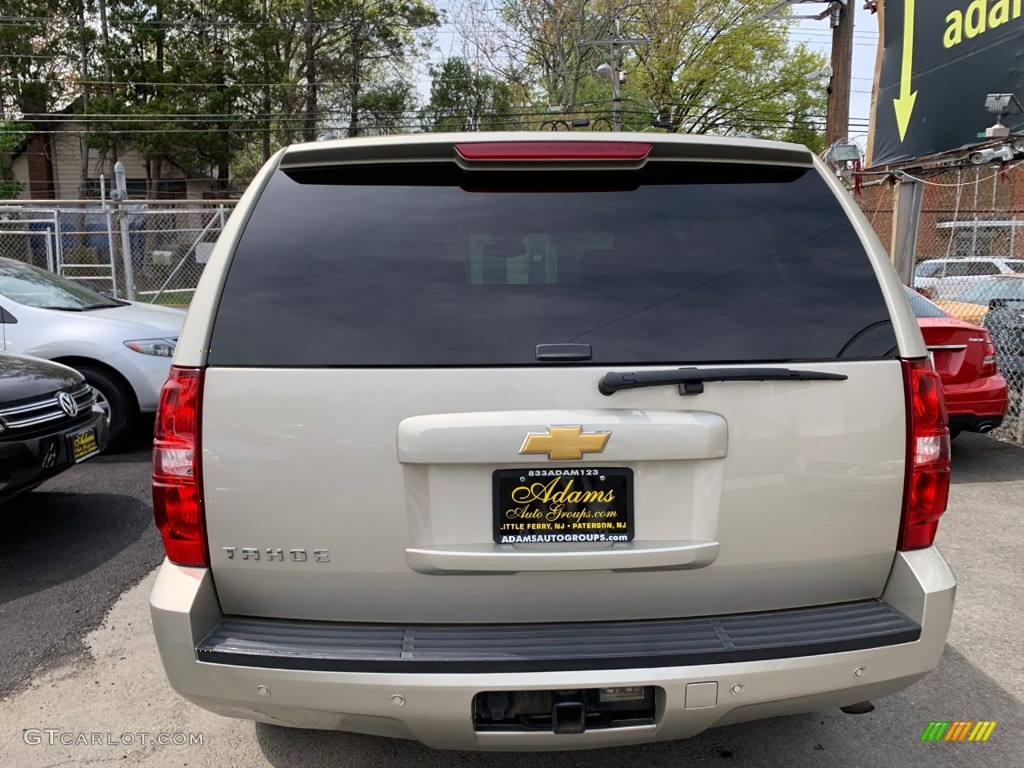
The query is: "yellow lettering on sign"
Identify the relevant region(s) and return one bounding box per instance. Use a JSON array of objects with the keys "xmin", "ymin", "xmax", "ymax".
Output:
[
  {"xmin": 945, "ymin": 0, "xmax": 1022, "ymax": 47},
  {"xmin": 990, "ymin": 0, "xmax": 1011, "ymax": 26},
  {"xmin": 965, "ymin": 0, "xmax": 986, "ymax": 37},
  {"xmin": 945, "ymin": 11, "xmax": 963, "ymax": 47}
]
